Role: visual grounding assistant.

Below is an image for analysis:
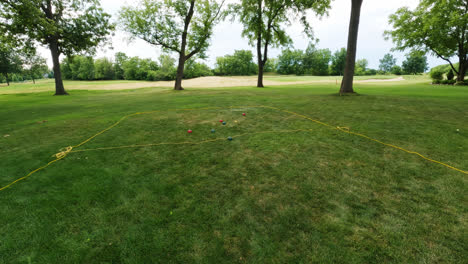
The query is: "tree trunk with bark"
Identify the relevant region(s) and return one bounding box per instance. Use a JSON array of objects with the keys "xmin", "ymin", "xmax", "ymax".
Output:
[
  {"xmin": 5, "ymin": 73, "xmax": 9, "ymax": 86},
  {"xmin": 174, "ymin": 54, "xmax": 185, "ymax": 90},
  {"xmin": 340, "ymin": 0, "xmax": 363, "ymax": 94},
  {"xmin": 173, "ymin": 0, "xmax": 195, "ymax": 91},
  {"xmin": 50, "ymin": 40, "xmax": 68, "ymax": 95},
  {"xmin": 457, "ymin": 60, "xmax": 467, "ymax": 82},
  {"xmin": 255, "ymin": 0, "xmax": 264, "ymax": 88},
  {"xmin": 257, "ymin": 60, "xmax": 264, "ymax": 88}
]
